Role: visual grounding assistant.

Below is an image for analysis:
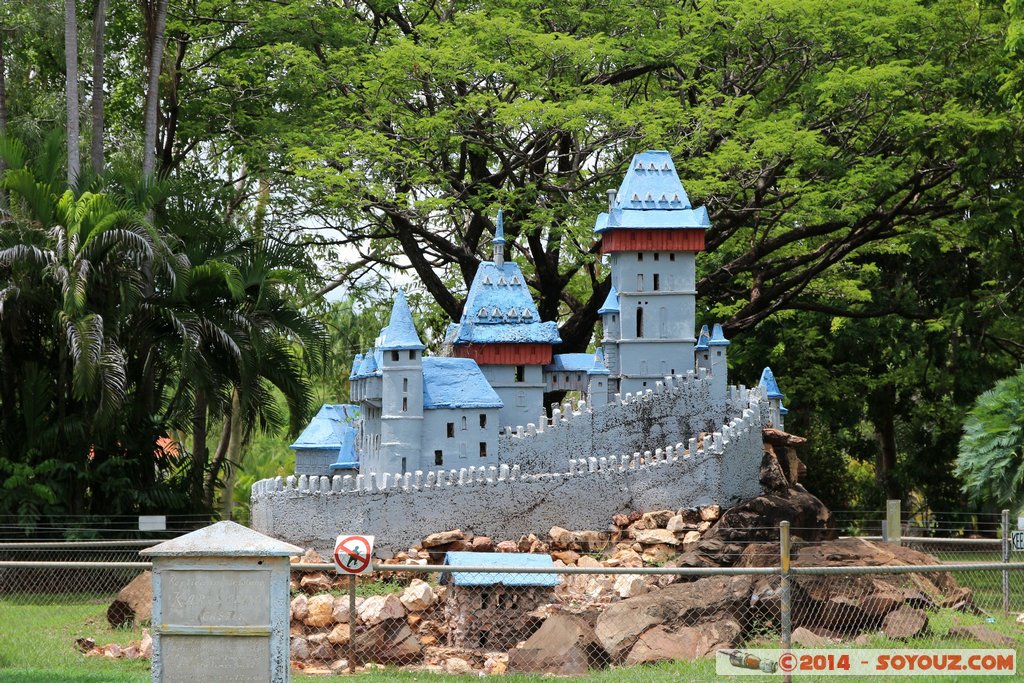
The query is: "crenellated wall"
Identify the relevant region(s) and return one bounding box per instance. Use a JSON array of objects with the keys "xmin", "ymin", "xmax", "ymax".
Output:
[{"xmin": 249, "ymin": 390, "xmax": 768, "ymax": 553}]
